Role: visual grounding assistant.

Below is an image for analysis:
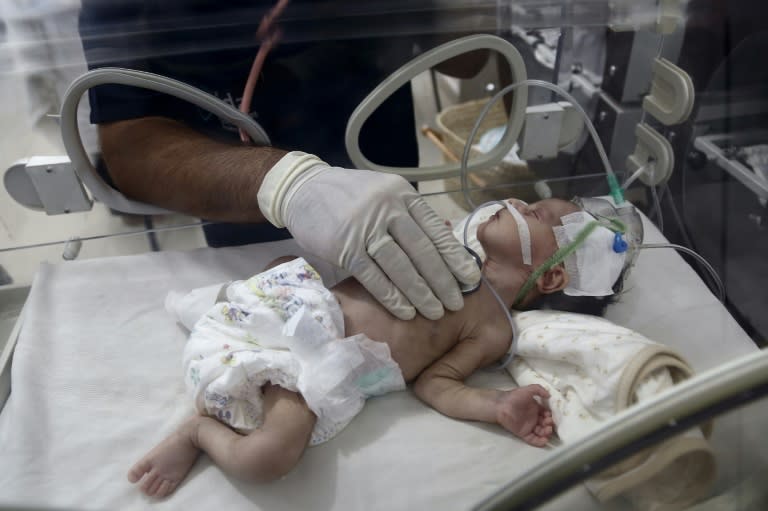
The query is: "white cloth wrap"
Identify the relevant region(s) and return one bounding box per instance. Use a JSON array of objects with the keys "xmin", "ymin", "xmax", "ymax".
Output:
[
  {"xmin": 508, "ymin": 310, "xmax": 716, "ymax": 510},
  {"xmin": 509, "ymin": 310, "xmax": 664, "ymax": 439},
  {"xmin": 181, "ymin": 258, "xmax": 405, "ymax": 445}
]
